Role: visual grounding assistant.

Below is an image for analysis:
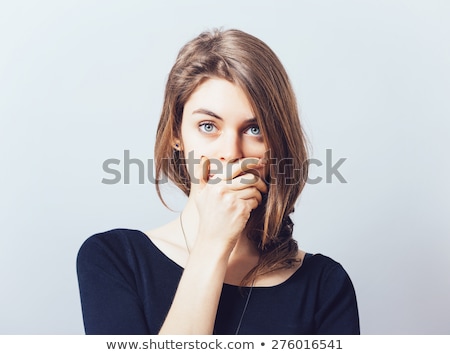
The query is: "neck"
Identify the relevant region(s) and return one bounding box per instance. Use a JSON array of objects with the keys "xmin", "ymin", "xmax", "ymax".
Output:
[
  {"xmin": 224, "ymin": 235, "xmax": 260, "ymax": 286},
  {"xmin": 178, "ymin": 198, "xmax": 200, "ymax": 251}
]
